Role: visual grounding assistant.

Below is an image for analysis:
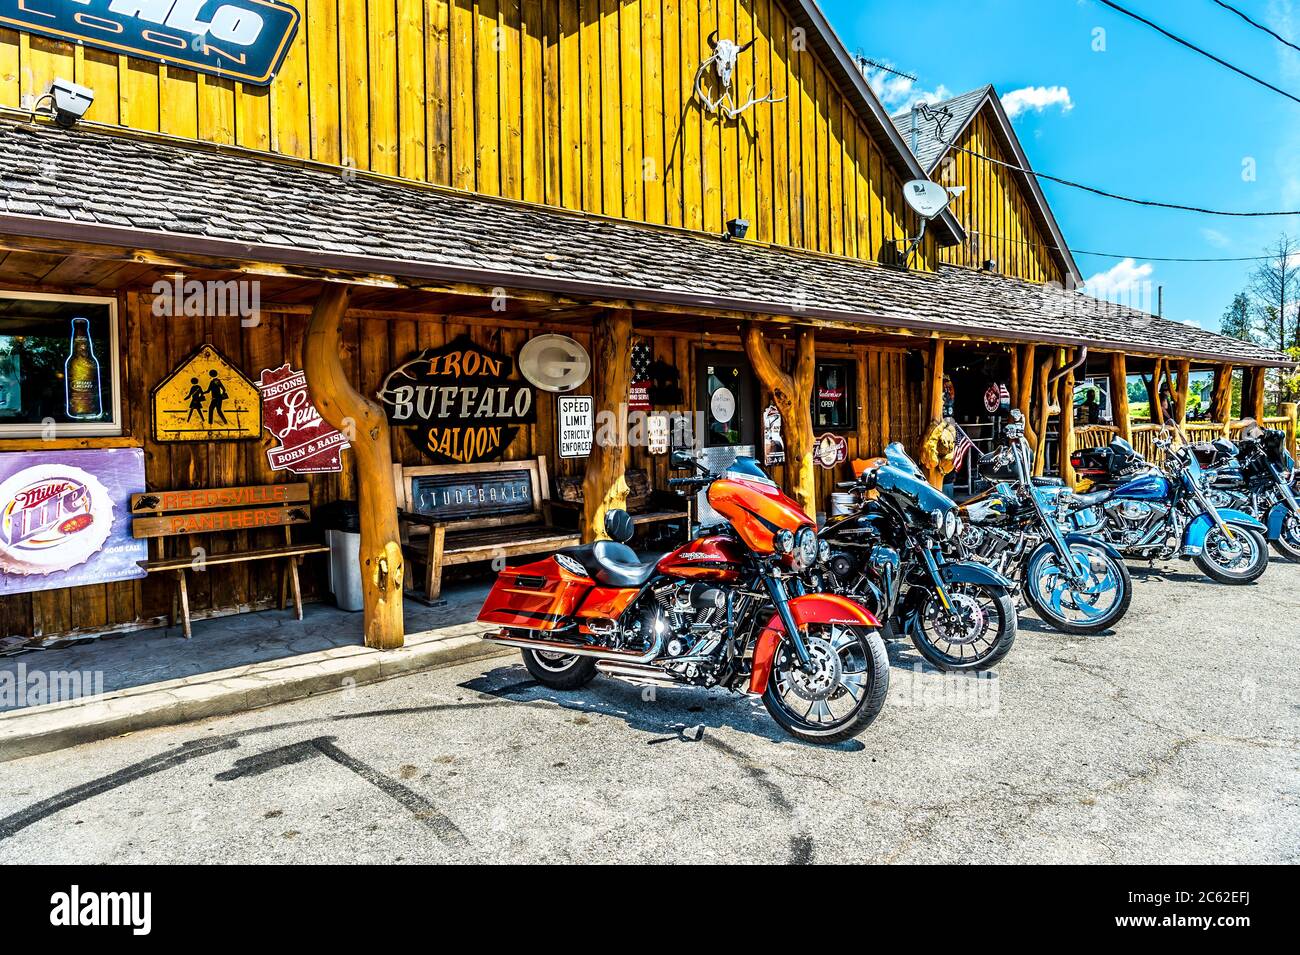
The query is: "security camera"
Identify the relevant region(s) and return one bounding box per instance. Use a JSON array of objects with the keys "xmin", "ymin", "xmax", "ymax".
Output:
[{"xmin": 46, "ymin": 78, "xmax": 94, "ymax": 128}]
